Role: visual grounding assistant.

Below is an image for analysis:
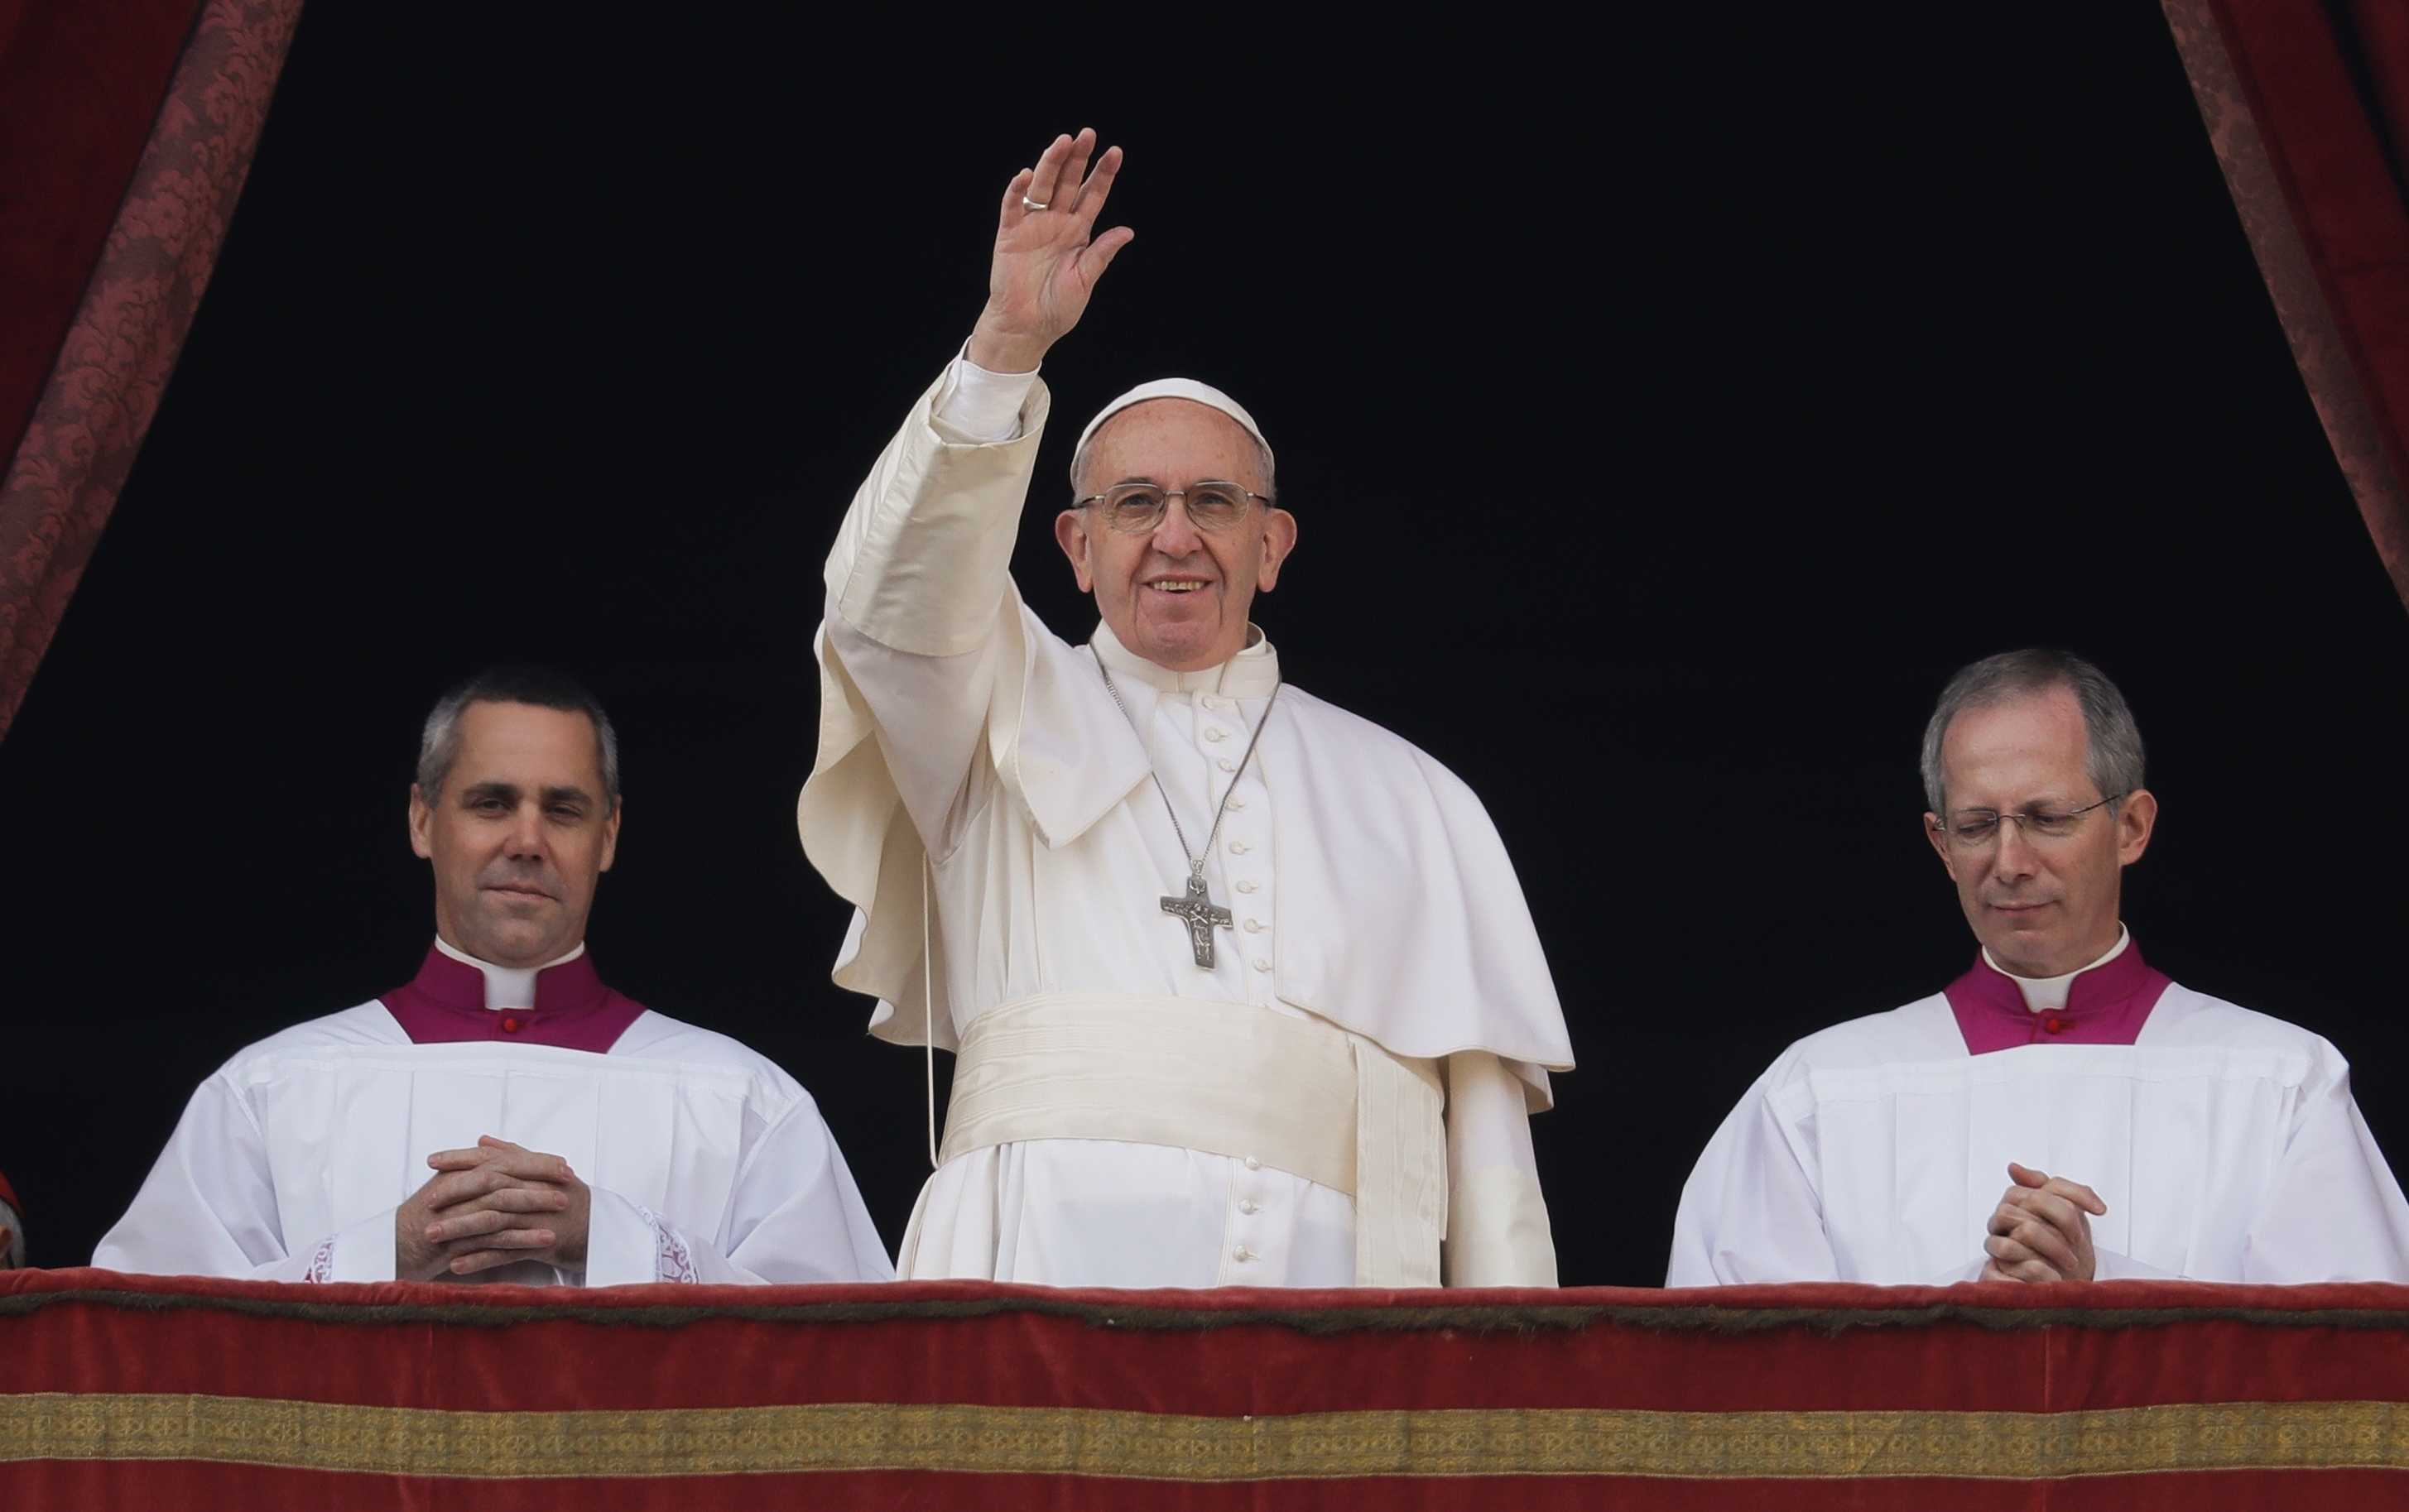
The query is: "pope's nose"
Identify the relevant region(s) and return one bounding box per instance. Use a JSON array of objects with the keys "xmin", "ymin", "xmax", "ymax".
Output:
[{"xmin": 1149, "ymin": 498, "xmax": 1206, "ymax": 557}]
